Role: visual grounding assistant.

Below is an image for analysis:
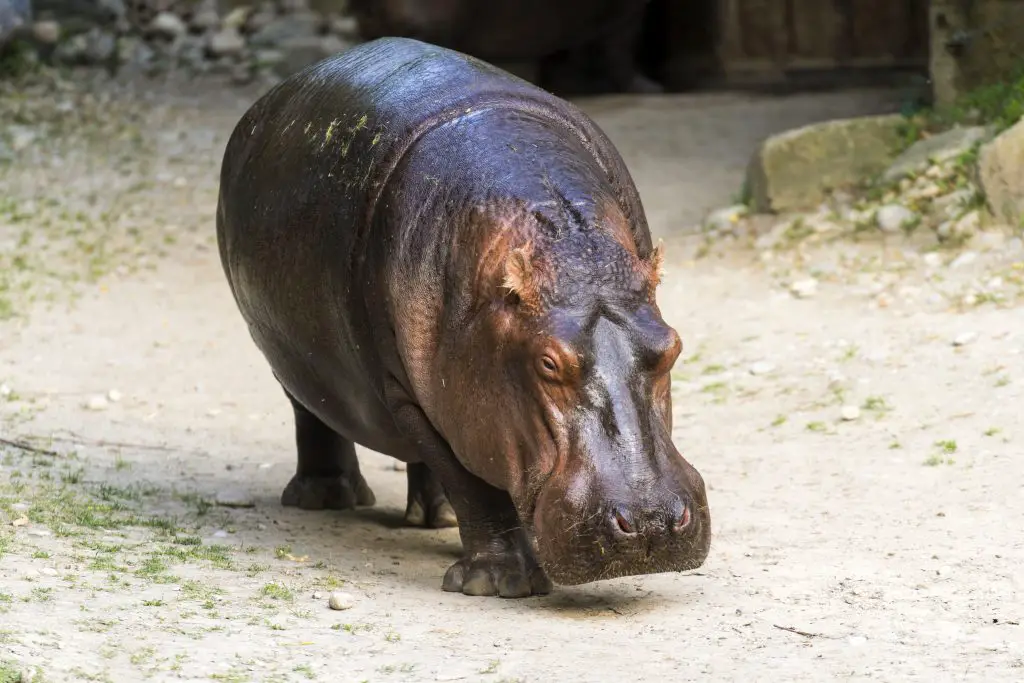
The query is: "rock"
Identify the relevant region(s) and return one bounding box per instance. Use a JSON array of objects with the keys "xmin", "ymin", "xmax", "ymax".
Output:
[
  {"xmin": 249, "ymin": 12, "xmax": 323, "ymax": 48},
  {"xmin": 746, "ymin": 114, "xmax": 905, "ymax": 213},
  {"xmin": 223, "ymin": 7, "xmax": 249, "ymax": 30},
  {"xmin": 189, "ymin": 0, "xmax": 221, "ymax": 32},
  {"xmin": 882, "ymin": 126, "xmax": 991, "ymax": 182},
  {"xmin": 83, "ymin": 395, "xmax": 109, "ymax": 411},
  {"xmin": 215, "ymin": 488, "xmax": 255, "ymax": 508},
  {"xmin": 952, "ymin": 332, "xmax": 977, "ymax": 347},
  {"xmin": 922, "ymin": 252, "xmax": 944, "ymax": 268},
  {"xmin": 950, "ymin": 251, "xmax": 978, "ymax": 269},
  {"xmin": 208, "ymin": 27, "xmax": 245, "ymax": 57},
  {"xmin": 840, "ymin": 405, "xmax": 861, "ymax": 421},
  {"xmin": 937, "ymin": 210, "xmax": 980, "ymax": 243},
  {"xmin": 749, "ymin": 361, "xmax": 776, "ymax": 376},
  {"xmin": 32, "ymin": 20, "xmax": 60, "ymax": 44},
  {"xmin": 328, "ymin": 591, "xmax": 355, "ymax": 611},
  {"xmin": 7, "ymin": 124, "xmax": 36, "ymax": 152},
  {"xmin": 0, "ymin": 383, "xmax": 10, "ymax": 397},
  {"xmin": 107, "ymin": 389, "xmax": 122, "ymax": 402},
  {"xmin": 875, "ymin": 204, "xmax": 918, "ymax": 233},
  {"xmin": 149, "ymin": 11, "xmax": 187, "ymax": 39},
  {"xmin": 268, "ymin": 34, "xmax": 348, "ymax": 77},
  {"xmin": 790, "ymin": 278, "xmax": 818, "ymax": 299},
  {"xmin": 979, "ymin": 118, "xmax": 1024, "ymax": 226},
  {"xmin": 704, "ymin": 204, "xmax": 748, "ymax": 233}
]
